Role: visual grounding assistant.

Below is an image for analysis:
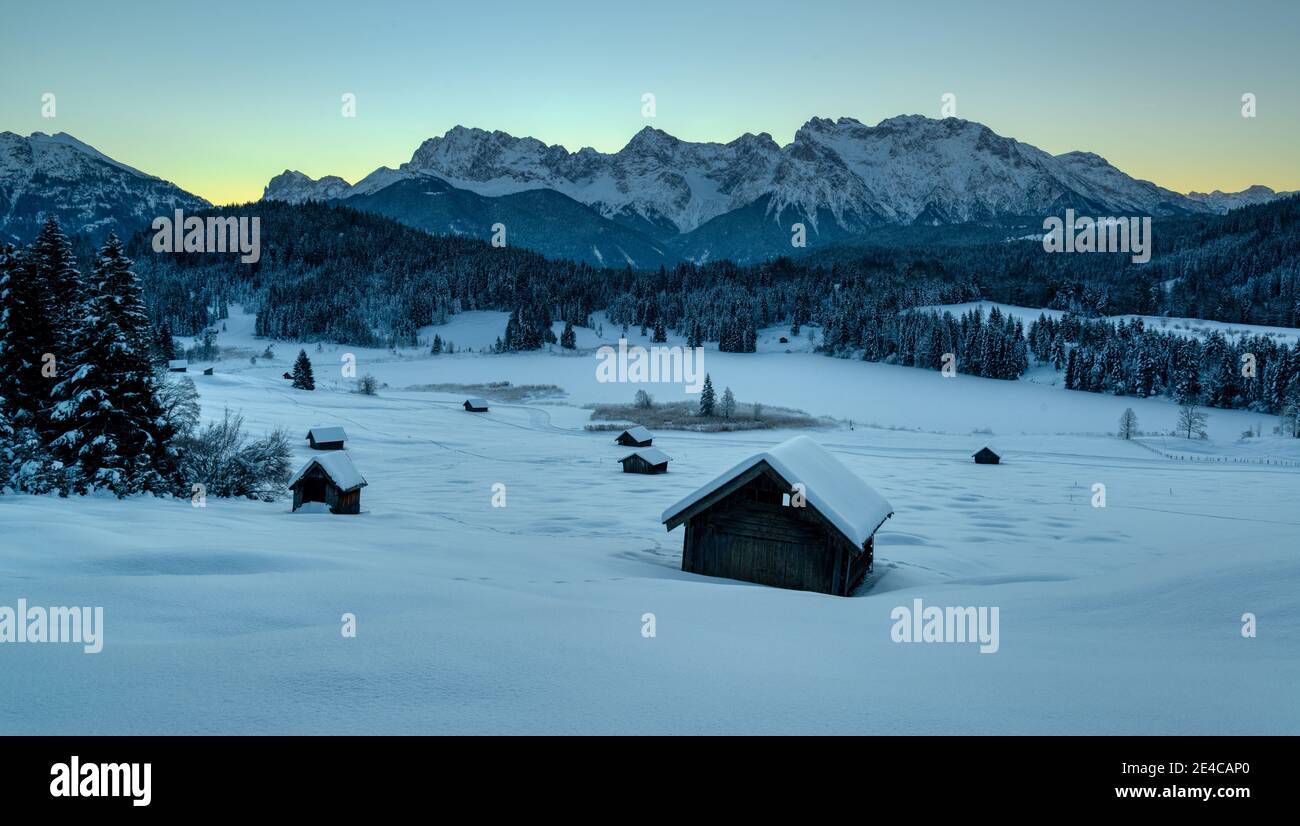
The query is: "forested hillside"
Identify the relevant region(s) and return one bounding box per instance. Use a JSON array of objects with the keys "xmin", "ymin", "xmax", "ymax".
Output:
[{"xmin": 124, "ymin": 196, "xmax": 1300, "ymax": 418}]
